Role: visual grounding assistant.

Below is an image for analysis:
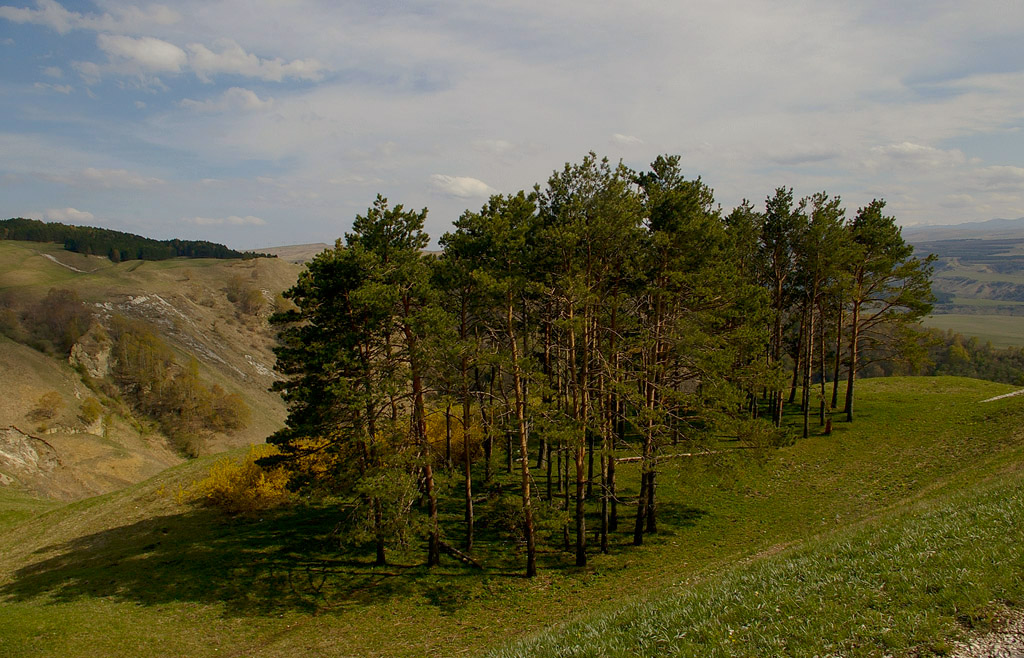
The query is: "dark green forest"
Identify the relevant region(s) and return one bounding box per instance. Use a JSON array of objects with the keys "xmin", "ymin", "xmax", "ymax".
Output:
[
  {"xmin": 0, "ymin": 217, "xmax": 270, "ymax": 262},
  {"xmin": 263, "ymin": 153, "xmax": 936, "ymax": 578}
]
